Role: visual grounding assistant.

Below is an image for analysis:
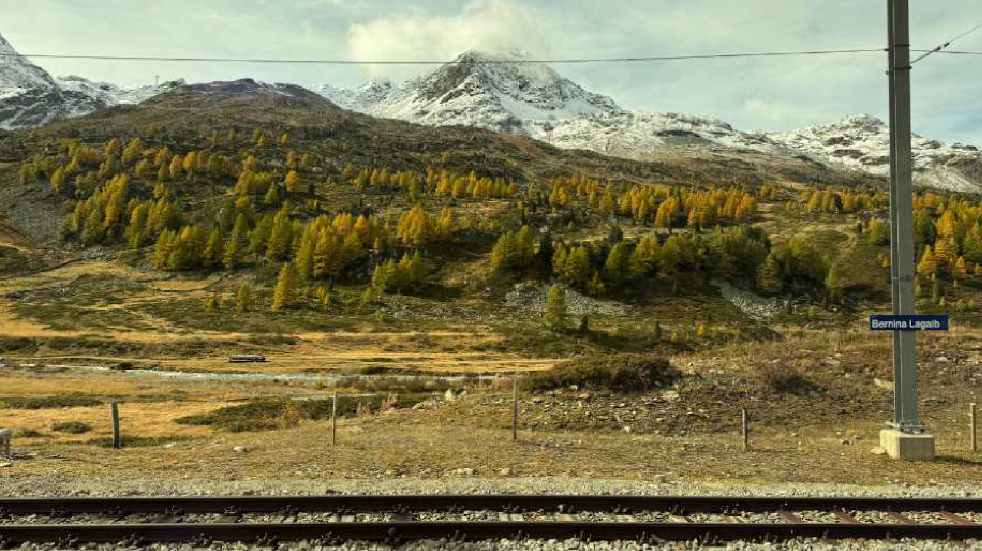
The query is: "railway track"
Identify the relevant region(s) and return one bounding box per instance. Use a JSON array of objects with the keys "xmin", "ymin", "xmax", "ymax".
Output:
[{"xmin": 0, "ymin": 495, "xmax": 980, "ymax": 545}]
